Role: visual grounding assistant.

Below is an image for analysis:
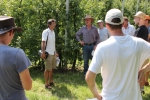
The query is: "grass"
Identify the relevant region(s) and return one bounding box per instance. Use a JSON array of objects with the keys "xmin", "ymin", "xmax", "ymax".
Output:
[{"xmin": 26, "ymin": 67, "xmax": 150, "ymax": 100}]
